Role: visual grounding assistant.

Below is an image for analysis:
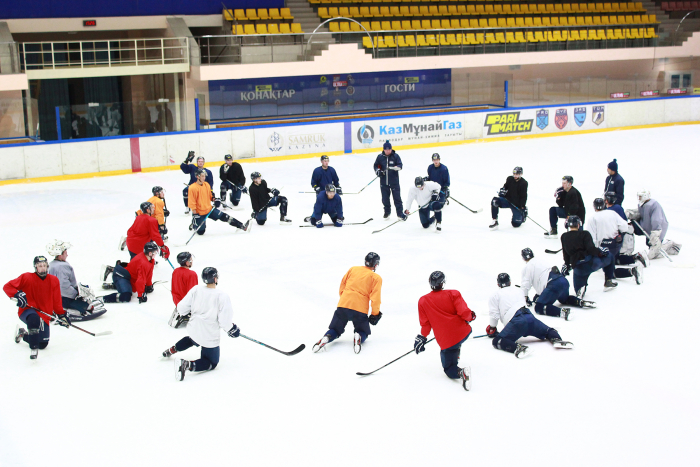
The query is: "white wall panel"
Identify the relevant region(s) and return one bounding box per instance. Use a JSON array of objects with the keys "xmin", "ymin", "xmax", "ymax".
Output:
[
  {"xmin": 0, "ymin": 146, "xmax": 27, "ymax": 180},
  {"xmin": 24, "ymin": 144, "xmax": 62, "ymax": 178},
  {"xmin": 96, "ymin": 138, "xmax": 131, "ymax": 172},
  {"xmin": 61, "ymin": 141, "xmax": 98, "ymax": 175}
]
